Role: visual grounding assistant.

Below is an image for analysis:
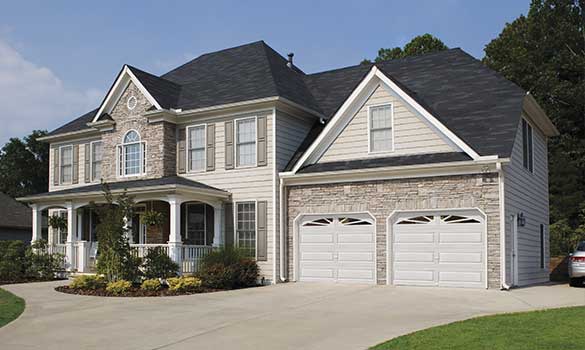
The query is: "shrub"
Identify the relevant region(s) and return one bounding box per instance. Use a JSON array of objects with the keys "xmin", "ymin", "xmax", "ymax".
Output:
[
  {"xmin": 167, "ymin": 276, "xmax": 202, "ymax": 292},
  {"xmin": 197, "ymin": 247, "xmax": 259, "ymax": 290},
  {"xmin": 0, "ymin": 241, "xmax": 26, "ymax": 281},
  {"xmin": 106, "ymin": 280, "xmax": 132, "ymax": 295},
  {"xmin": 25, "ymin": 240, "xmax": 64, "ymax": 279},
  {"xmin": 201, "ymin": 246, "xmax": 245, "ymax": 266},
  {"xmin": 143, "ymin": 247, "xmax": 179, "ymax": 279},
  {"xmin": 140, "ymin": 278, "xmax": 162, "ymax": 291},
  {"xmin": 70, "ymin": 275, "xmax": 106, "ymax": 290}
]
